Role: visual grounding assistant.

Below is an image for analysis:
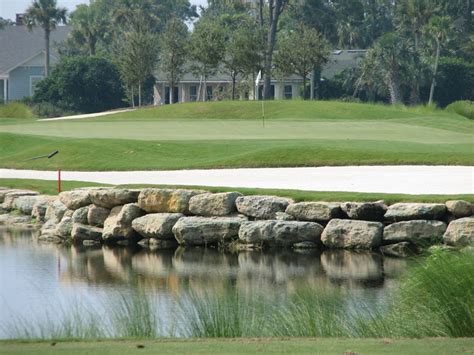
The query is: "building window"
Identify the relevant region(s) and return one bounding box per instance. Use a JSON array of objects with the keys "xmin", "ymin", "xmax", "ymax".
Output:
[
  {"xmin": 206, "ymin": 85, "xmax": 213, "ymax": 101},
  {"xmin": 30, "ymin": 75, "xmax": 44, "ymax": 96},
  {"xmin": 284, "ymin": 85, "xmax": 292, "ymax": 99},
  {"xmin": 190, "ymin": 86, "xmax": 197, "ymax": 101}
]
